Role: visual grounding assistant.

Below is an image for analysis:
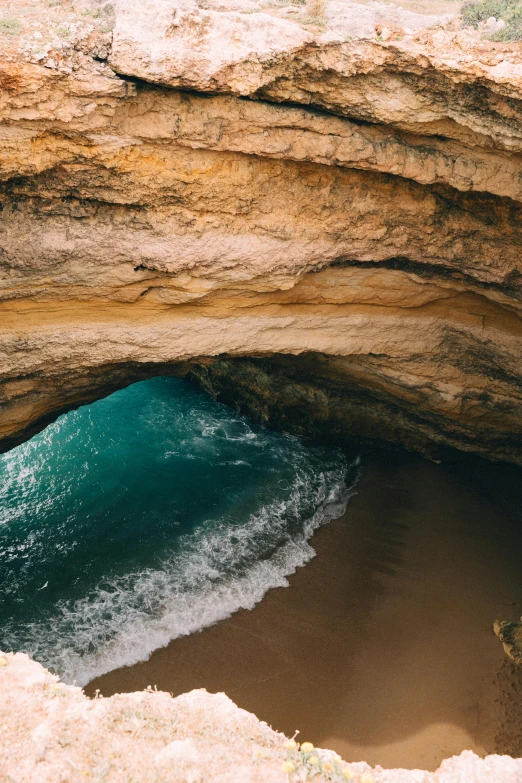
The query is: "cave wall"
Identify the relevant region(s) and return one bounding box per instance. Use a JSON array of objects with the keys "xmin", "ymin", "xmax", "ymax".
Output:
[
  {"xmin": 1, "ymin": 0, "xmax": 522, "ymax": 463},
  {"xmin": 188, "ymin": 352, "xmax": 522, "ymax": 463}
]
